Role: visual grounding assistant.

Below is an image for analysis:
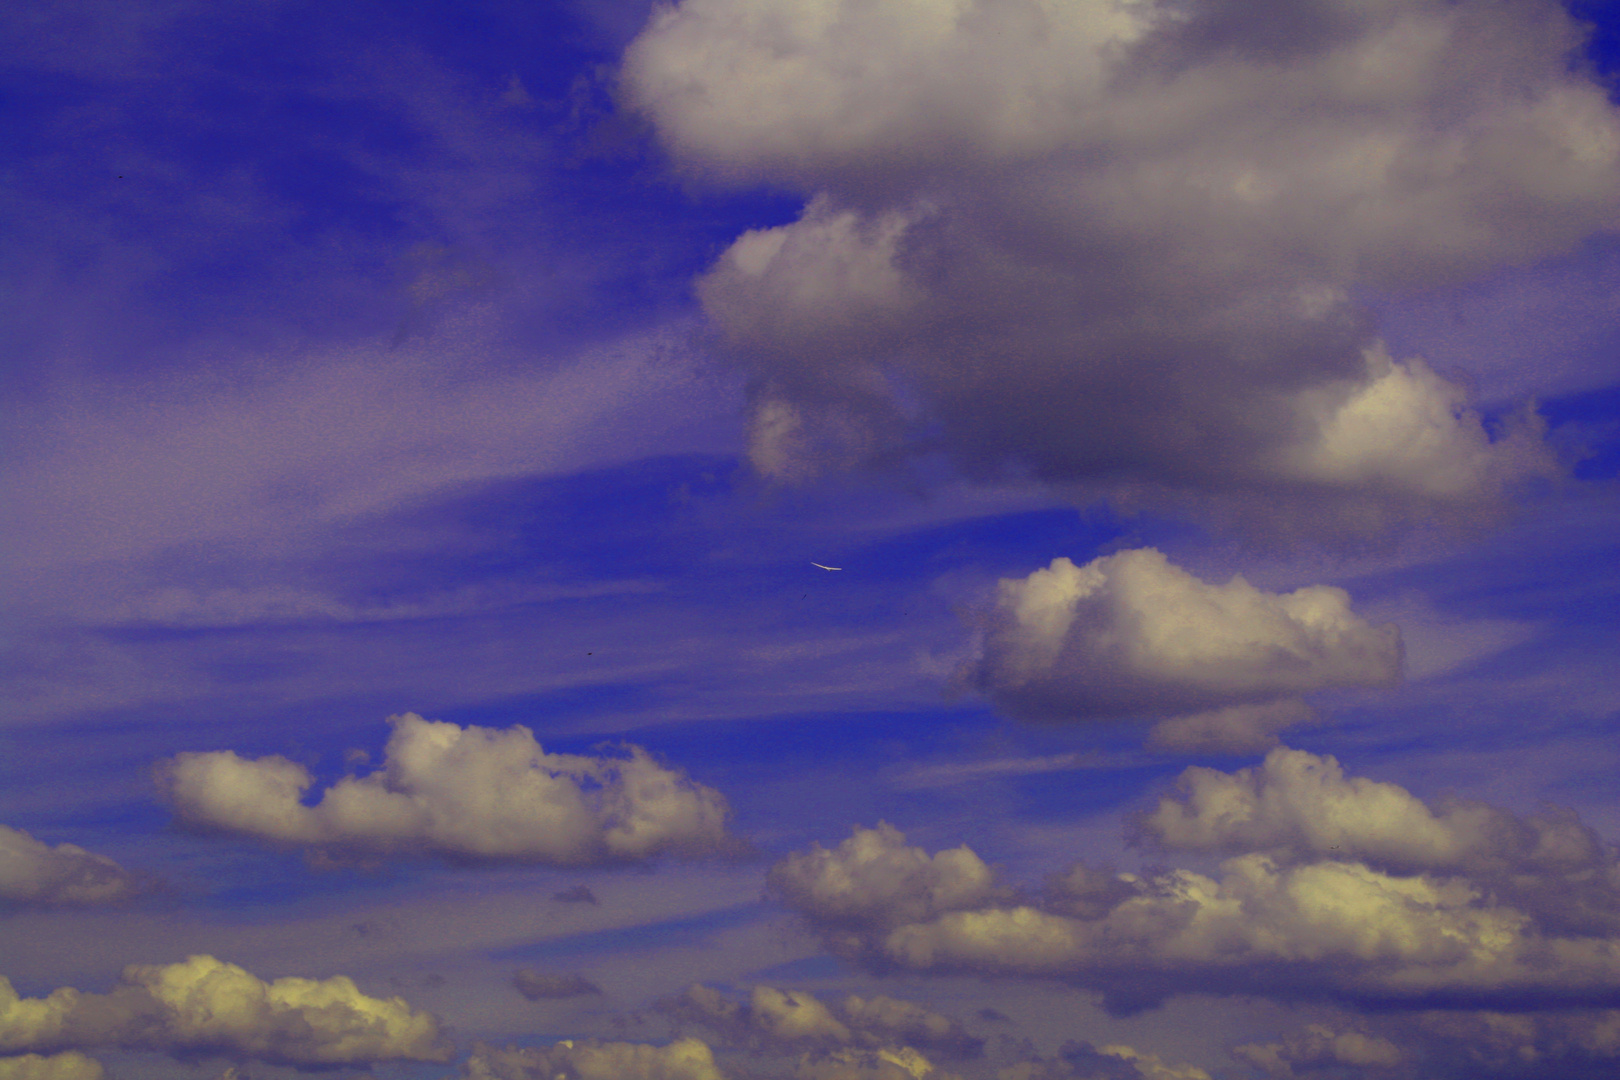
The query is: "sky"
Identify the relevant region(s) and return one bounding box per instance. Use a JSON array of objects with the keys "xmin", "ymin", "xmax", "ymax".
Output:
[{"xmin": 2, "ymin": 1, "xmax": 1619, "ymax": 1079}]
